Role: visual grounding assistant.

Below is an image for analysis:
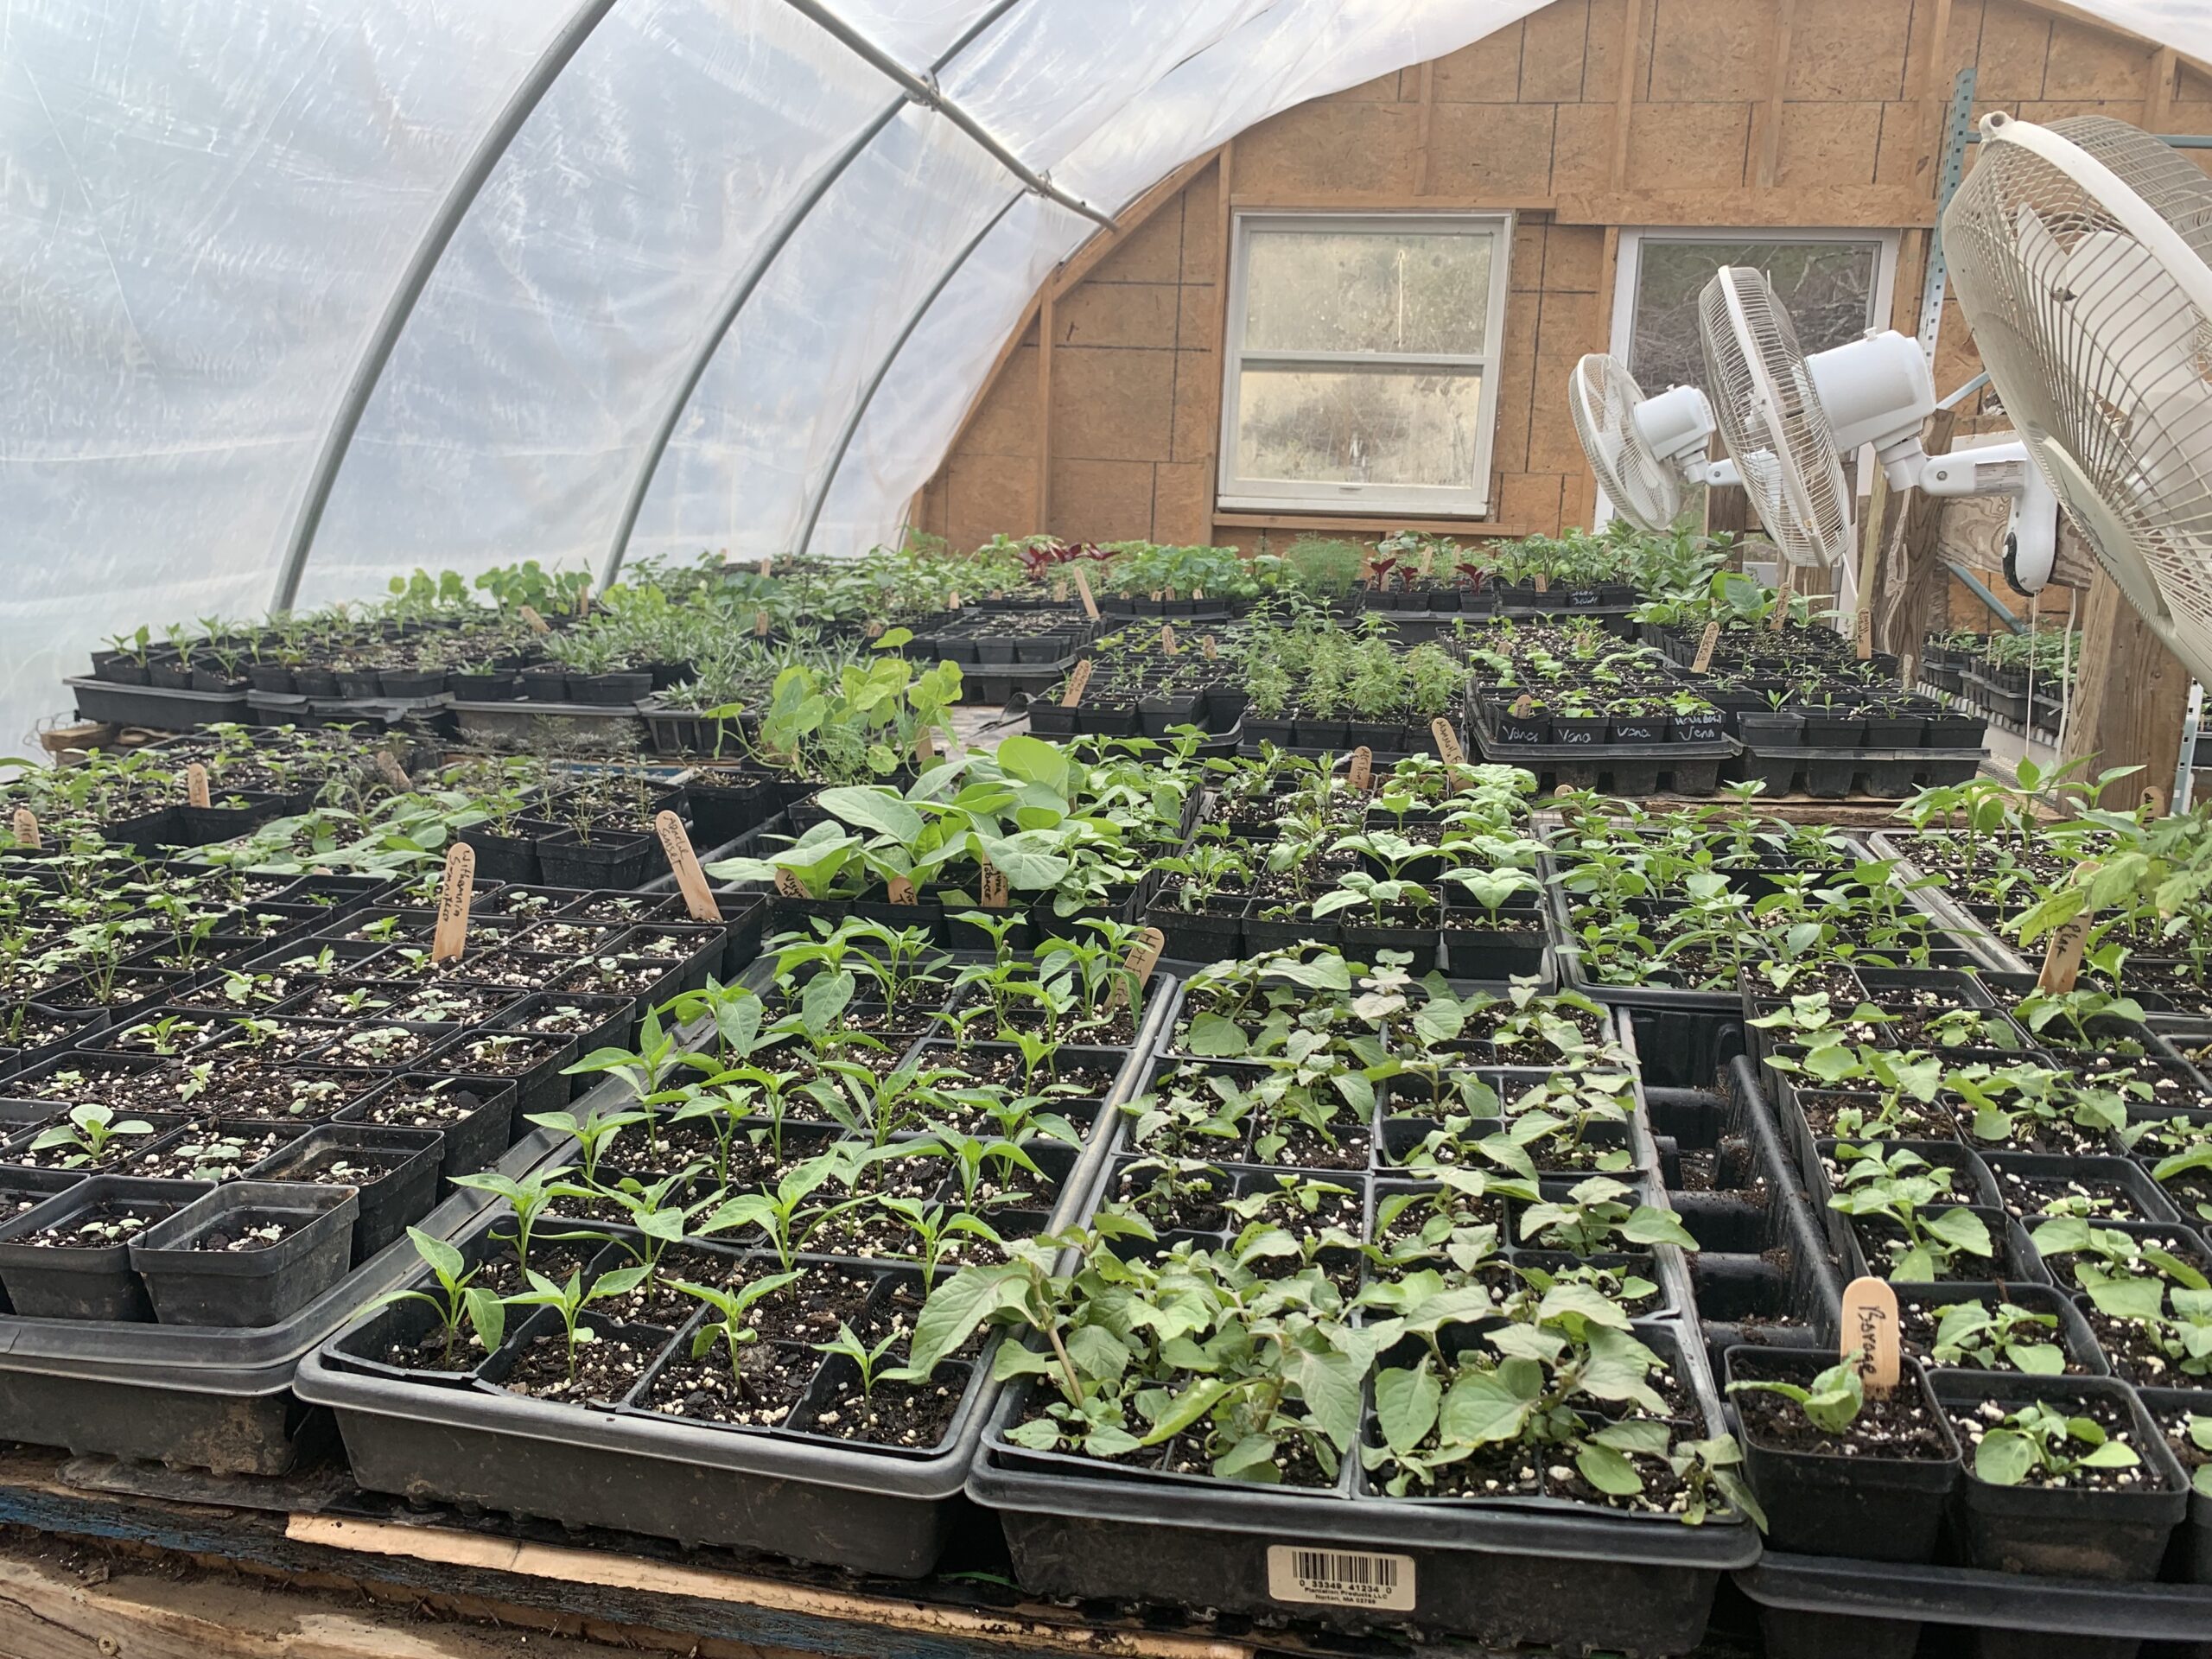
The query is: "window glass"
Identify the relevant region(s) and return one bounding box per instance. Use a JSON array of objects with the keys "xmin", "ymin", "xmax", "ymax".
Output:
[{"xmin": 1629, "ymin": 238, "xmax": 1882, "ymax": 393}]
